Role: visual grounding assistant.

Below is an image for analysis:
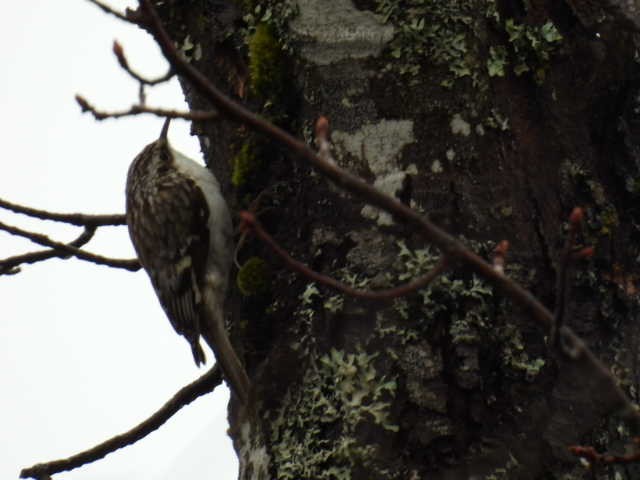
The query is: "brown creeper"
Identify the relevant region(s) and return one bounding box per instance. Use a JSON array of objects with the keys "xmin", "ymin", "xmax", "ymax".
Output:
[{"xmin": 125, "ymin": 119, "xmax": 249, "ymax": 404}]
